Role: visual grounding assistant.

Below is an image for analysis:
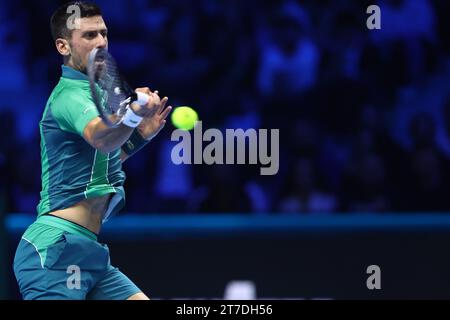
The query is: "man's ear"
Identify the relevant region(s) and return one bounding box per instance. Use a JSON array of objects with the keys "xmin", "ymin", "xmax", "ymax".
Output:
[{"xmin": 55, "ymin": 38, "xmax": 71, "ymax": 57}]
